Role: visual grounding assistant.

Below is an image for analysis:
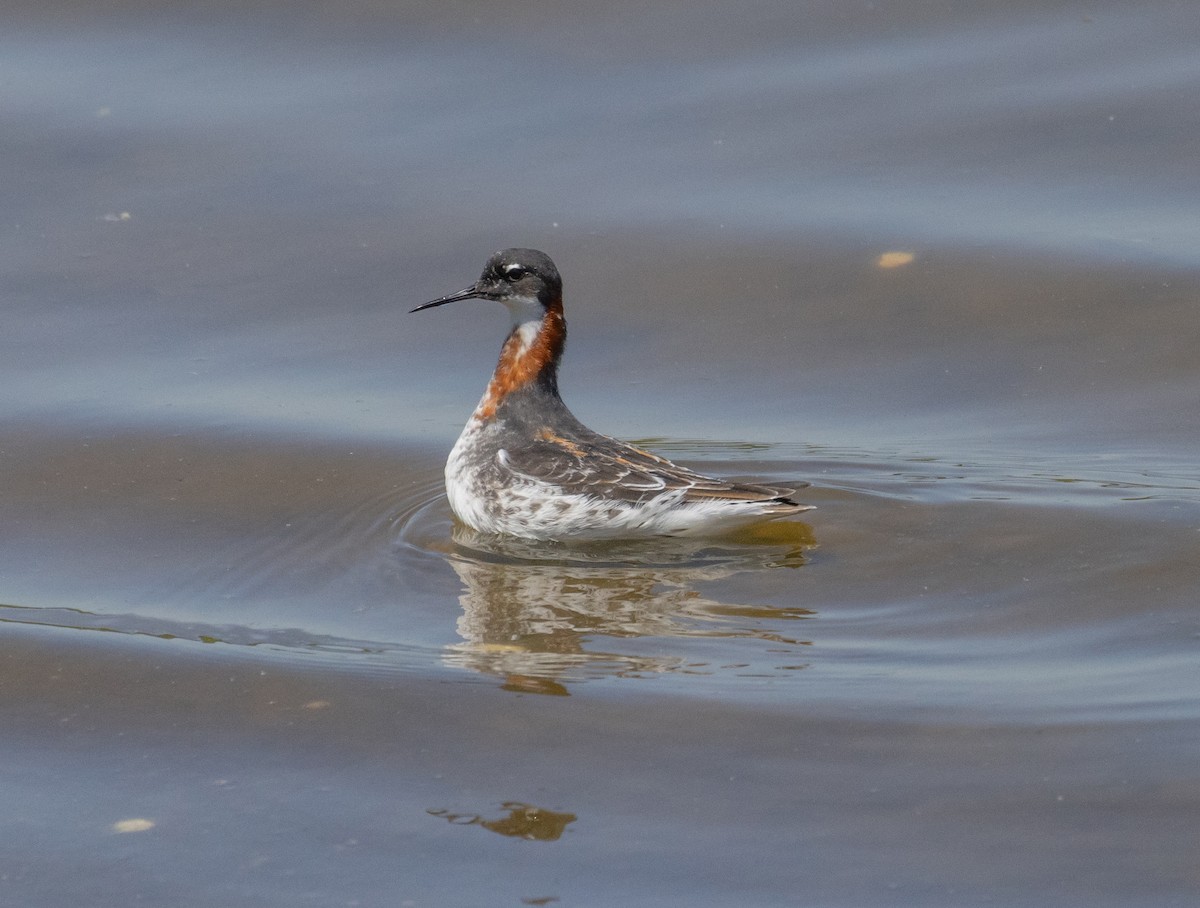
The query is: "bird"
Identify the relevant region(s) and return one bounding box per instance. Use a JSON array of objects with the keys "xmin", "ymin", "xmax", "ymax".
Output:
[{"xmin": 411, "ymin": 248, "xmax": 812, "ymax": 540}]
